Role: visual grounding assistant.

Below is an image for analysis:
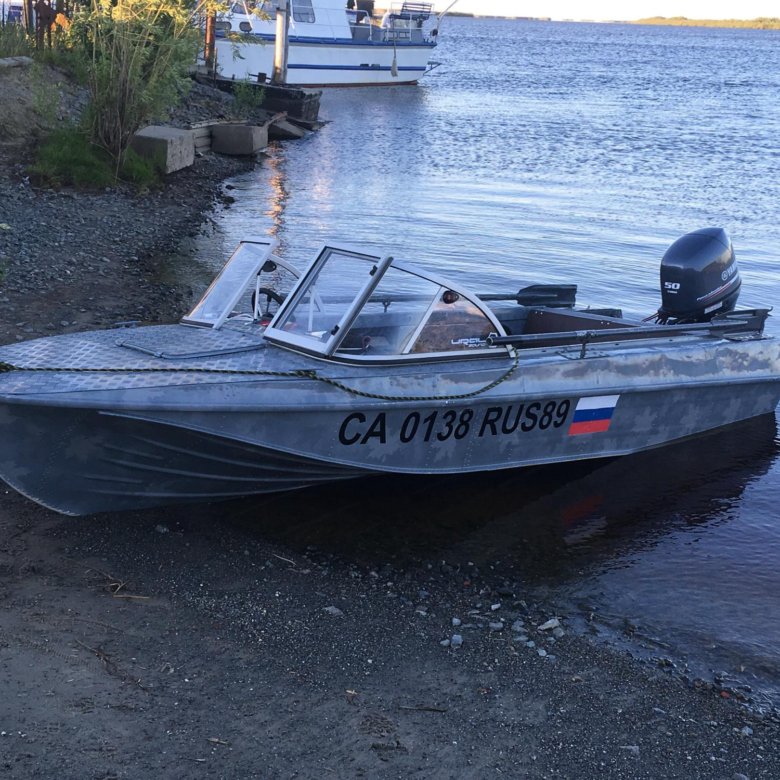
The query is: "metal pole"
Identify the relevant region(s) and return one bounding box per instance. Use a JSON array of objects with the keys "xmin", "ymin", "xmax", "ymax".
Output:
[{"xmin": 272, "ymin": 0, "xmax": 290, "ymax": 85}]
